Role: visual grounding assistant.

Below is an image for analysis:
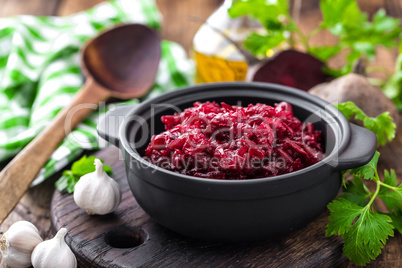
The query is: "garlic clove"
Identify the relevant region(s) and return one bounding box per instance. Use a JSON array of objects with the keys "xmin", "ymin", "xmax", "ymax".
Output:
[
  {"xmin": 31, "ymin": 228, "xmax": 77, "ymax": 268},
  {"xmin": 73, "ymin": 159, "xmax": 121, "ymax": 215},
  {"xmin": 0, "ymin": 221, "xmax": 43, "ymax": 268}
]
